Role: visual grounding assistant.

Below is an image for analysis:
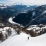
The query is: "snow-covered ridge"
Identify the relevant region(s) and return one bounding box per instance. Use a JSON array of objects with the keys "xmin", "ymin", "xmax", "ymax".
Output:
[
  {"xmin": 8, "ymin": 17, "xmax": 16, "ymax": 24},
  {"xmin": 0, "ymin": 7, "xmax": 7, "ymax": 9},
  {"xmin": 8, "ymin": 17, "xmax": 20, "ymax": 25},
  {"xmin": 41, "ymin": 10, "xmax": 46, "ymax": 15},
  {"xmin": 26, "ymin": 24, "xmax": 46, "ymax": 33},
  {"xmin": 0, "ymin": 4, "xmax": 7, "ymax": 9},
  {"xmin": 8, "ymin": 17, "xmax": 24, "ymax": 27},
  {"xmin": 0, "ymin": 31, "xmax": 46, "ymax": 46},
  {"xmin": 0, "ymin": 25, "xmax": 46, "ymax": 41}
]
